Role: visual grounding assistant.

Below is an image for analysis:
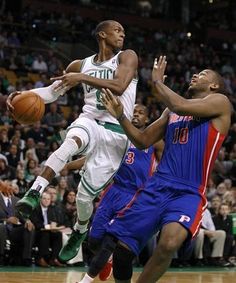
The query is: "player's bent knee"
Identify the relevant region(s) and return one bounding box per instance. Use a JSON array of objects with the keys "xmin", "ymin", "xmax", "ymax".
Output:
[
  {"xmin": 45, "ymin": 138, "xmax": 79, "ymax": 173},
  {"xmin": 113, "ymin": 244, "xmax": 135, "ymax": 281},
  {"xmin": 88, "ymin": 237, "xmax": 103, "ymax": 254},
  {"xmin": 66, "ymin": 127, "xmax": 89, "ymax": 154}
]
